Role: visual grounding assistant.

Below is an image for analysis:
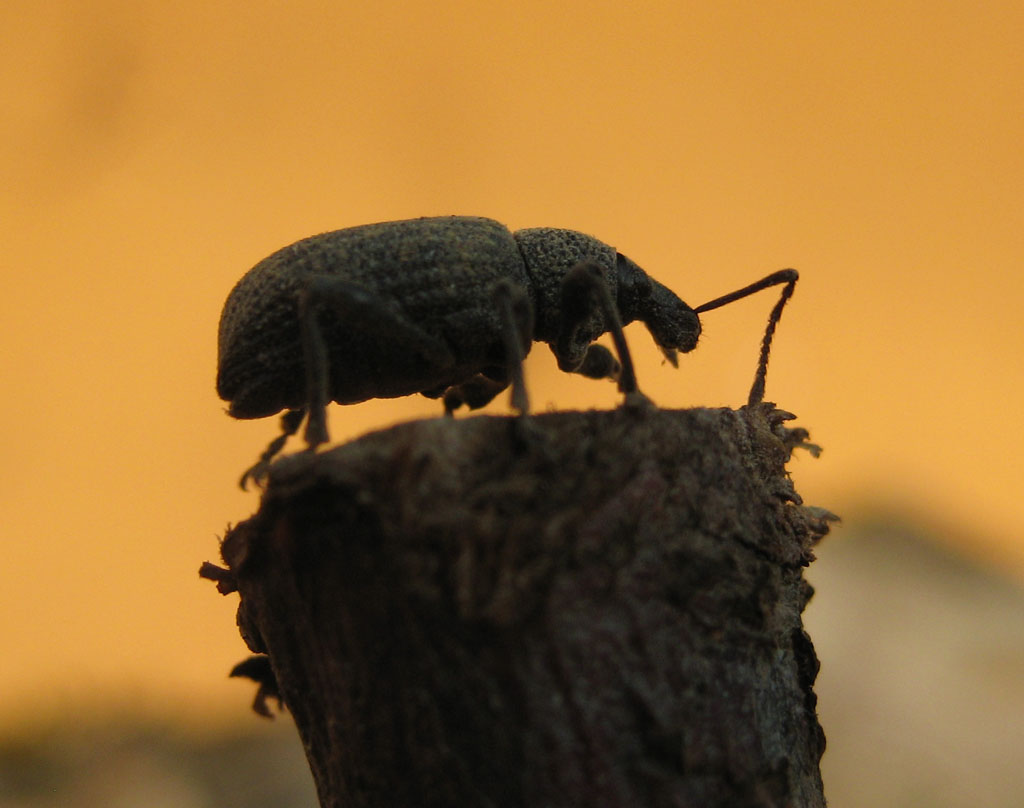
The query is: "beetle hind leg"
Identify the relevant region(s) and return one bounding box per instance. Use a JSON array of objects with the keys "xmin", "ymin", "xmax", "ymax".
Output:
[{"xmin": 298, "ymin": 274, "xmax": 457, "ymax": 450}]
